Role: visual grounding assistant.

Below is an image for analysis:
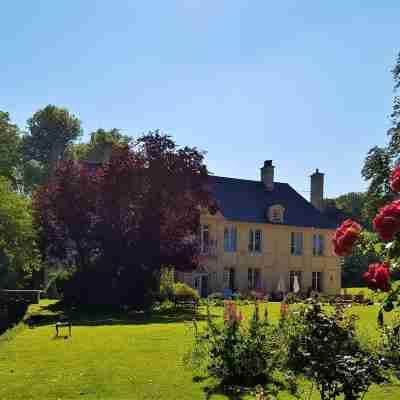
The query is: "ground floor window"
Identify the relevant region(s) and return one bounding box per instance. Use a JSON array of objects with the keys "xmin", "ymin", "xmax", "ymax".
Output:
[
  {"xmin": 223, "ymin": 267, "xmax": 236, "ymax": 291},
  {"xmin": 289, "ymin": 271, "xmax": 302, "ymax": 292},
  {"xmin": 312, "ymin": 271, "xmax": 323, "ymax": 292},
  {"xmin": 248, "ymin": 268, "xmax": 261, "ymax": 289}
]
